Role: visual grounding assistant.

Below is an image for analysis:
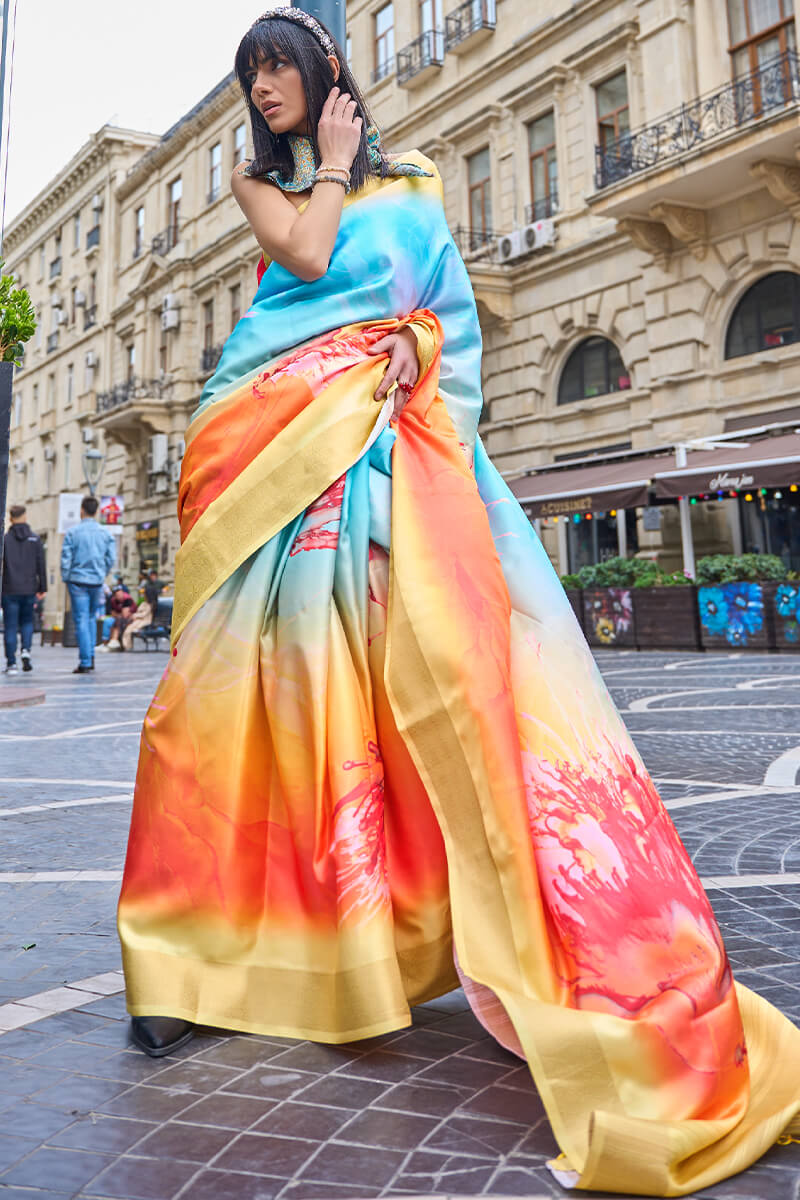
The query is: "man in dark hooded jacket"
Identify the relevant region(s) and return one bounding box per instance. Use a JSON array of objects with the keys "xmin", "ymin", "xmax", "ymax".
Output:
[{"xmin": 2, "ymin": 505, "xmax": 47, "ymax": 675}]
